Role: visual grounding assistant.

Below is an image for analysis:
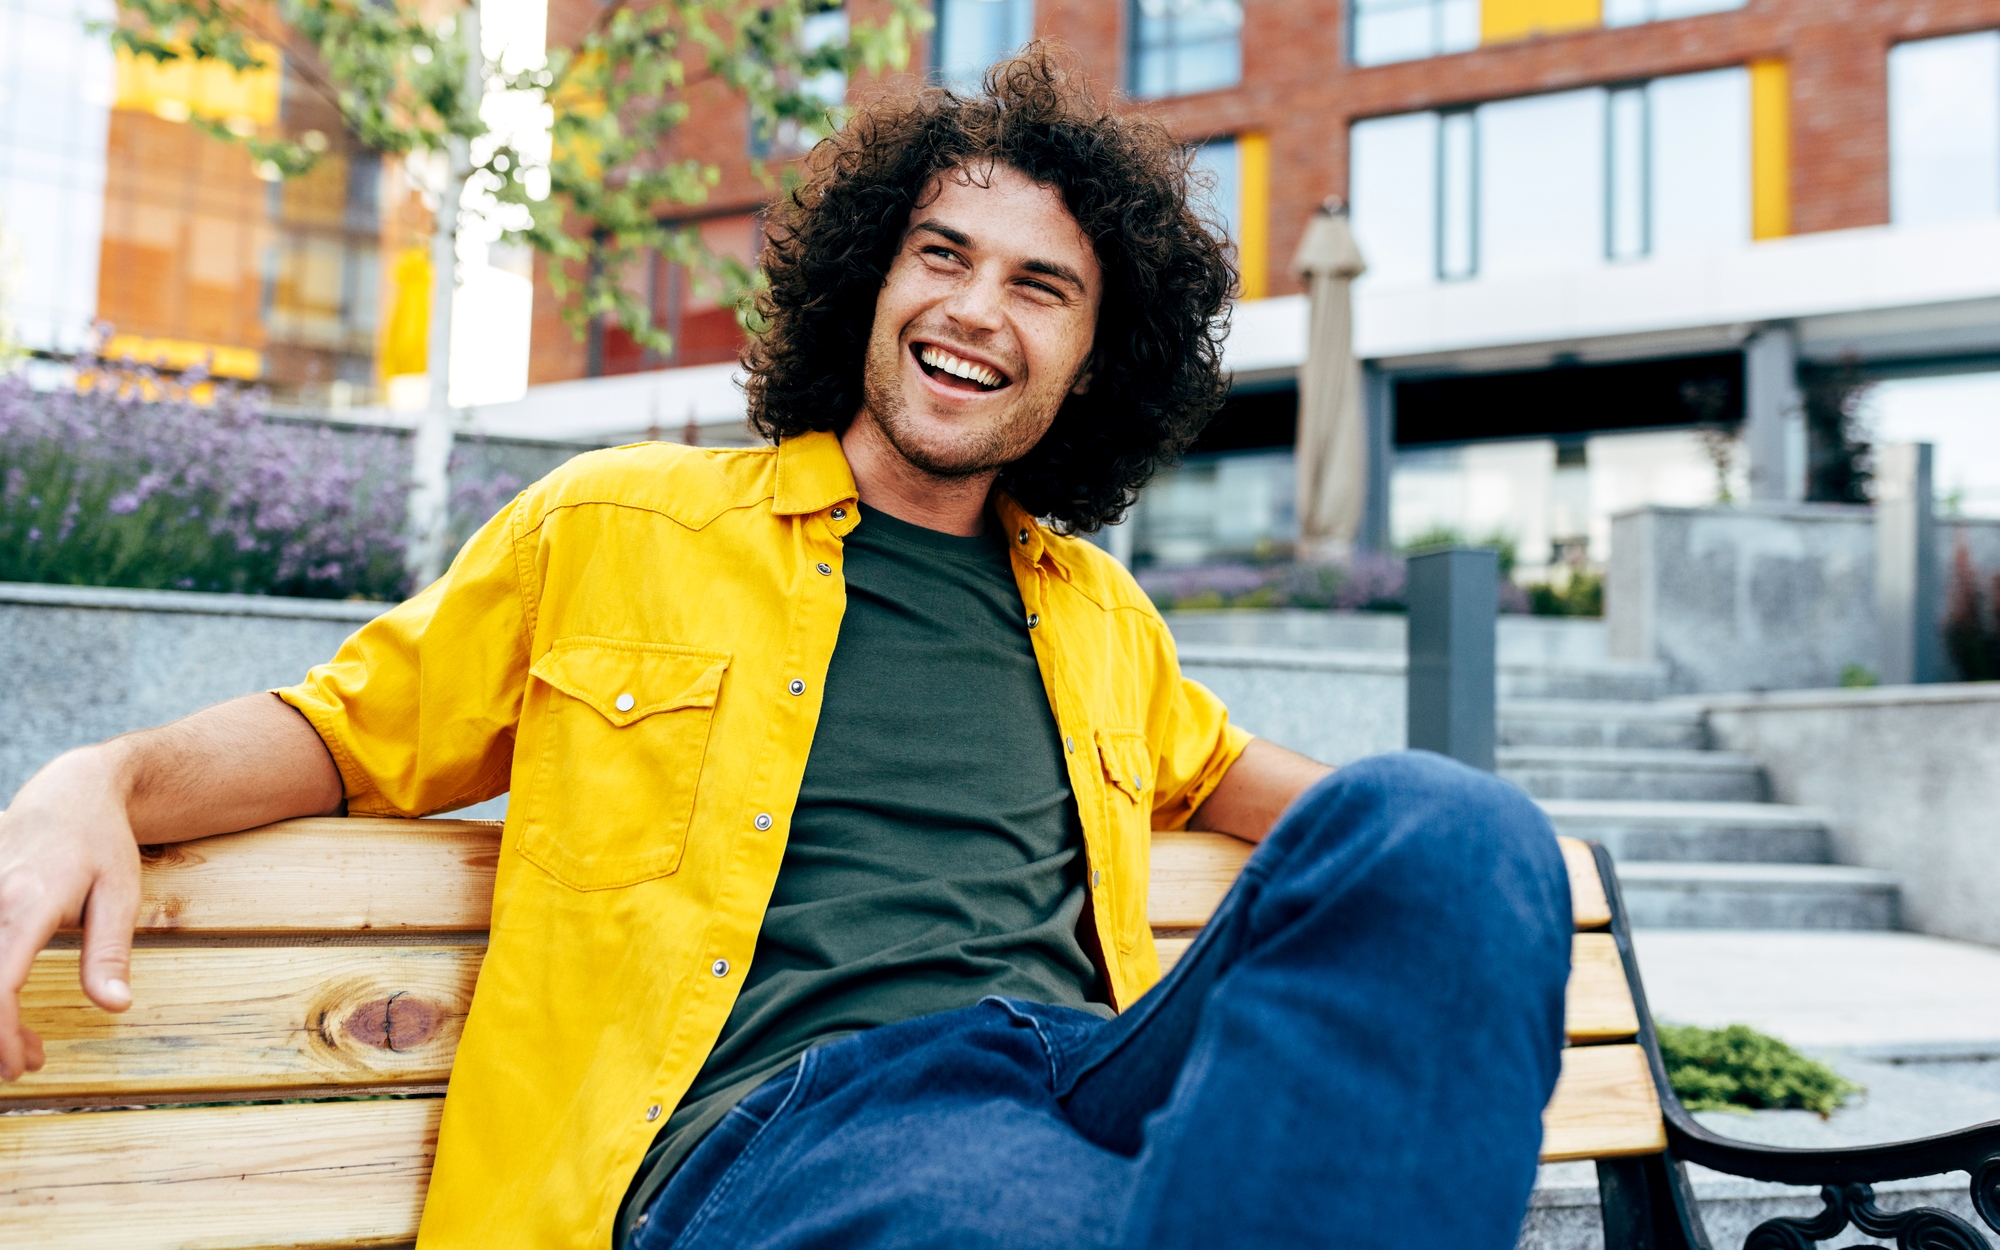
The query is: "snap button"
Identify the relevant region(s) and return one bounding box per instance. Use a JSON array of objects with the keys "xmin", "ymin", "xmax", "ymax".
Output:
[
  {"xmin": 1017, "ymin": 528, "xmax": 1030, "ymax": 544},
  {"xmin": 645, "ymin": 1104, "xmax": 661, "ymax": 1122},
  {"xmin": 712, "ymin": 958, "xmax": 730, "ymax": 978},
  {"xmin": 1064, "ymin": 735, "xmax": 1074, "ymax": 753},
  {"xmin": 831, "ymin": 507, "xmax": 848, "ymax": 520},
  {"xmin": 614, "ymin": 693, "xmax": 635, "ymax": 713},
  {"xmin": 816, "ymin": 562, "xmax": 832, "ymax": 575},
  {"xmin": 788, "ymin": 679, "xmax": 806, "ymax": 696},
  {"xmin": 1090, "ymin": 870, "xmax": 1101, "ymax": 888},
  {"xmin": 754, "ymin": 813, "xmax": 773, "ymax": 831},
  {"xmin": 1026, "ymin": 613, "xmax": 1040, "ymax": 628},
  {"xmin": 1134, "ymin": 776, "xmax": 1144, "ymax": 789}
]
